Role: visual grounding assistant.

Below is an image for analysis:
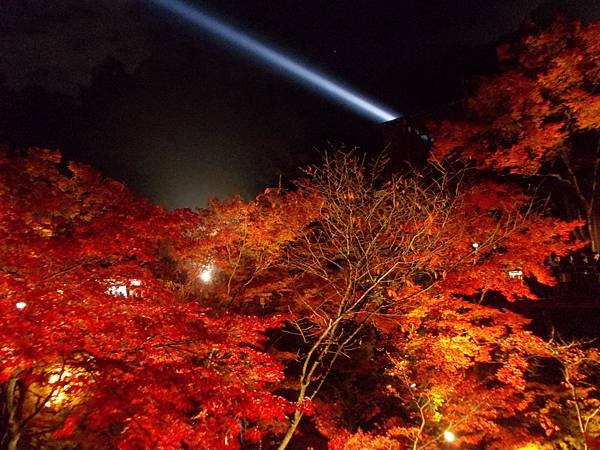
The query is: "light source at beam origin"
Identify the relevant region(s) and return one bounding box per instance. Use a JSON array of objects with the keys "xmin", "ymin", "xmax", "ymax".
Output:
[{"xmin": 148, "ymin": 0, "xmax": 400, "ymax": 122}]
